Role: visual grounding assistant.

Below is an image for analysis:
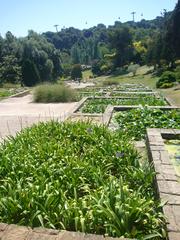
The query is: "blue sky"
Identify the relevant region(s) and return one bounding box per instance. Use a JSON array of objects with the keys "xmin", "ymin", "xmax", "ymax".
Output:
[{"xmin": 0, "ymin": 0, "xmax": 177, "ymax": 37}]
